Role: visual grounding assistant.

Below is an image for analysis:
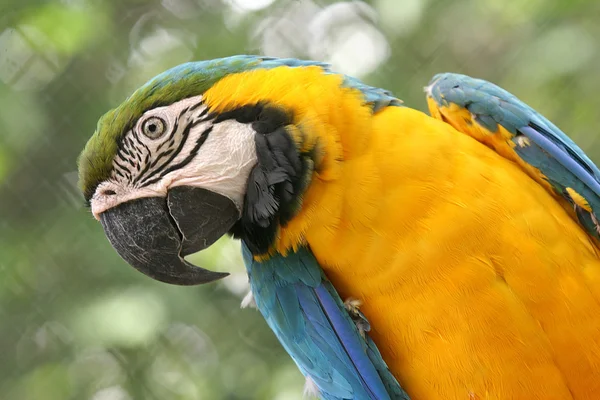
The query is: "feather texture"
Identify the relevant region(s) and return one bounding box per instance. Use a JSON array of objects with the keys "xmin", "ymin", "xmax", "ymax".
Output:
[
  {"xmin": 79, "ymin": 56, "xmax": 600, "ymax": 399},
  {"xmin": 242, "ymin": 243, "xmax": 408, "ymax": 400},
  {"xmin": 203, "ymin": 65, "xmax": 600, "ymax": 398},
  {"xmin": 426, "ymin": 73, "xmax": 600, "ymax": 240}
]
